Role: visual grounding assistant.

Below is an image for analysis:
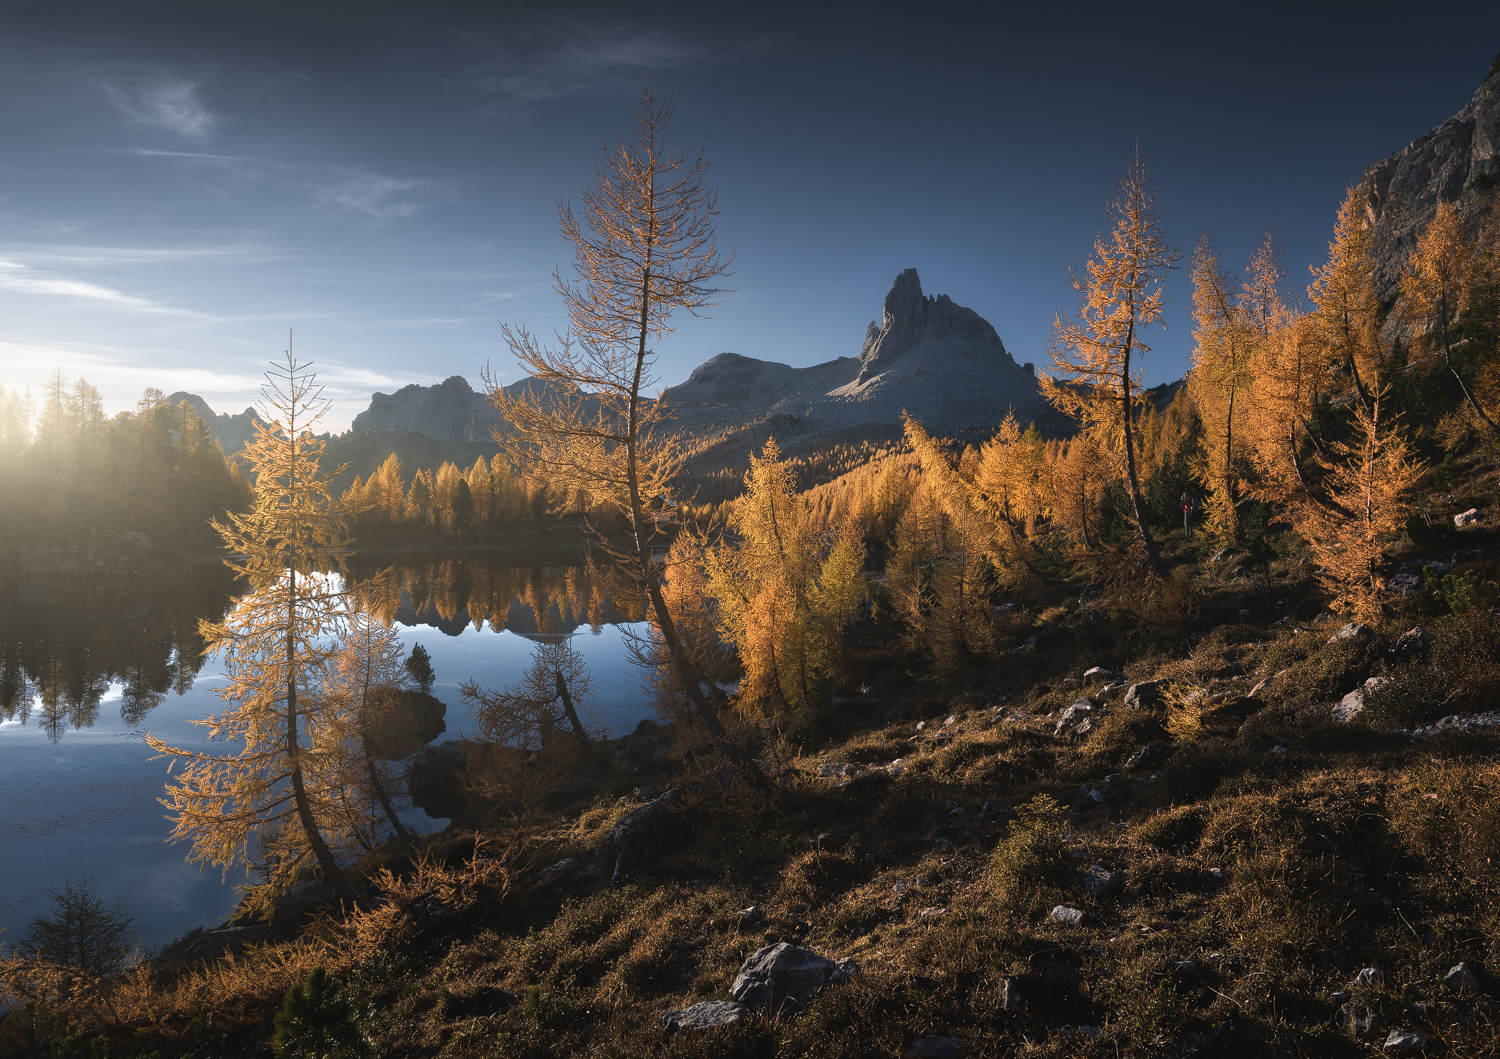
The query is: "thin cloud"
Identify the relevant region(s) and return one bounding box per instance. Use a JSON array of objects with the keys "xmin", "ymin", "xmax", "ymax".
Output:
[
  {"xmin": 0, "ymin": 259, "xmax": 209, "ymax": 317},
  {"xmin": 101, "ymin": 80, "xmax": 217, "ymax": 141},
  {"xmin": 307, "ymin": 170, "xmax": 453, "ymax": 223},
  {"xmin": 10, "ymin": 243, "xmax": 287, "ymax": 265},
  {"xmin": 467, "ymin": 28, "xmax": 711, "ymax": 103}
]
